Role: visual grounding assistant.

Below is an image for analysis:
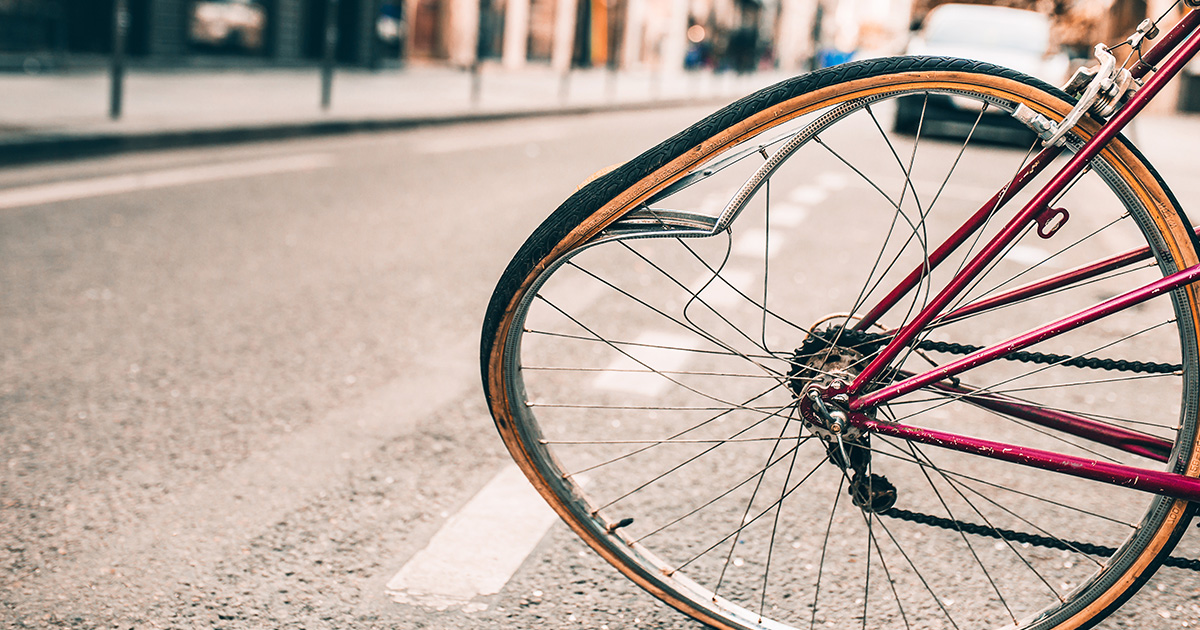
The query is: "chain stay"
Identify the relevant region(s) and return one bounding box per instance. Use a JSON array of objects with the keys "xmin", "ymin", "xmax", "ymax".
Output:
[
  {"xmin": 882, "ymin": 508, "xmax": 1200, "ymax": 572},
  {"xmin": 820, "ymin": 328, "xmax": 1180, "ymax": 375},
  {"xmin": 805, "ymin": 328, "xmax": 1195, "ymax": 570}
]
